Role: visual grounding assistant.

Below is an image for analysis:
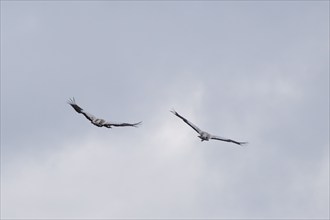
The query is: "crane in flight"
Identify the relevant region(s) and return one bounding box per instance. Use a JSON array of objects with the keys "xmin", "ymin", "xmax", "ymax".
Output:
[
  {"xmin": 170, "ymin": 109, "xmax": 247, "ymax": 146},
  {"xmin": 68, "ymin": 97, "xmax": 142, "ymax": 129}
]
